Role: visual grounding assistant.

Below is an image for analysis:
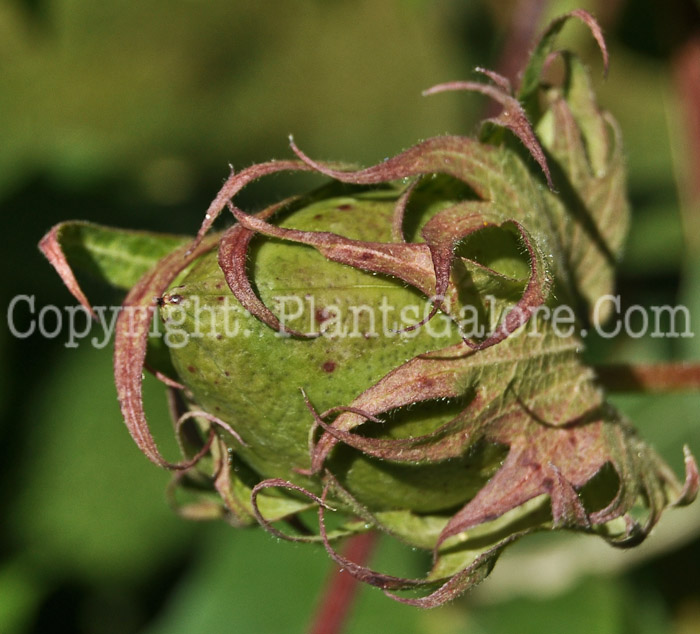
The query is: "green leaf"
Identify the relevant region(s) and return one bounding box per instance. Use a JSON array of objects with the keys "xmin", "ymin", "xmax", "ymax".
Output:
[
  {"xmin": 518, "ymin": 9, "xmax": 608, "ymax": 116},
  {"xmin": 7, "ymin": 345, "xmax": 192, "ymax": 582},
  {"xmin": 39, "ymin": 221, "xmax": 189, "ymax": 310},
  {"xmin": 537, "ymin": 53, "xmax": 630, "ymax": 323},
  {"xmin": 141, "ymin": 523, "xmax": 331, "ymax": 634},
  {"xmin": 472, "ymin": 575, "xmax": 625, "ymax": 634},
  {"xmin": 0, "ymin": 559, "xmax": 43, "ymax": 634}
]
